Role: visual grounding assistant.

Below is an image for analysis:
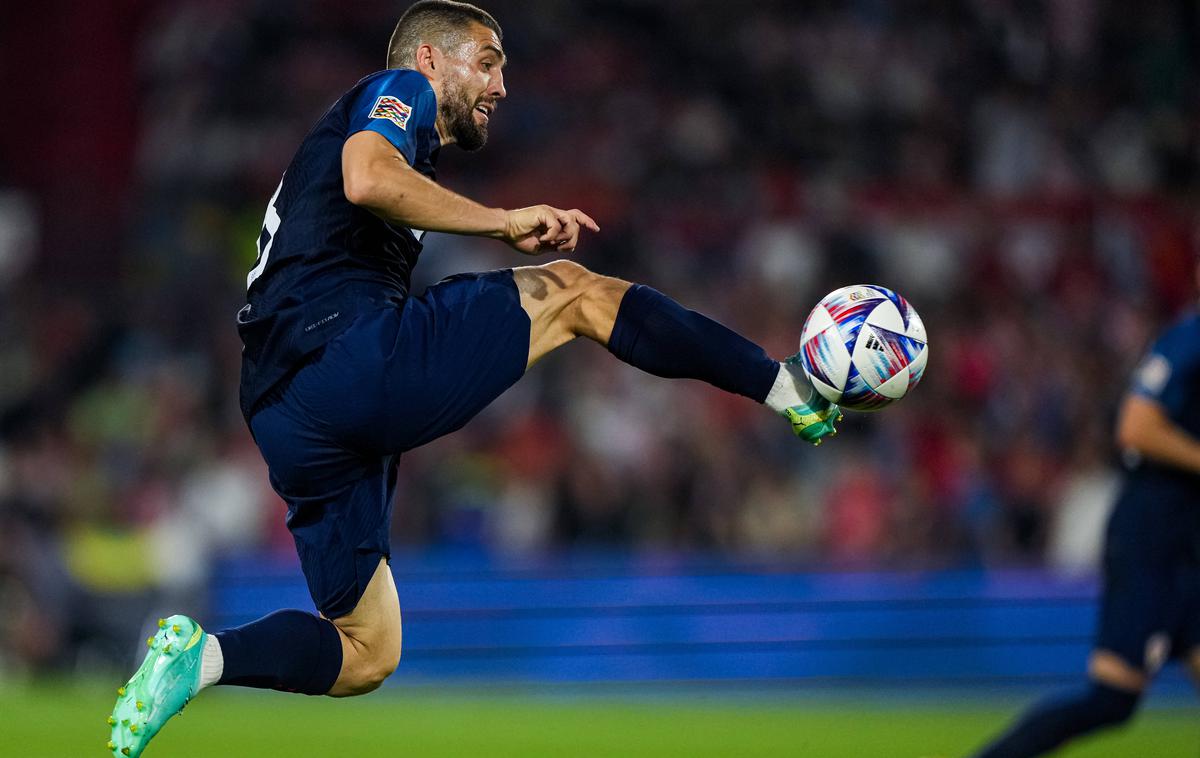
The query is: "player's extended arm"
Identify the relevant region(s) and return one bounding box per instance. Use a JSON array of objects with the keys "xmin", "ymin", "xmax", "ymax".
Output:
[
  {"xmin": 1115, "ymin": 393, "xmax": 1200, "ymax": 475},
  {"xmin": 341, "ymin": 131, "xmax": 597, "ymax": 254}
]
